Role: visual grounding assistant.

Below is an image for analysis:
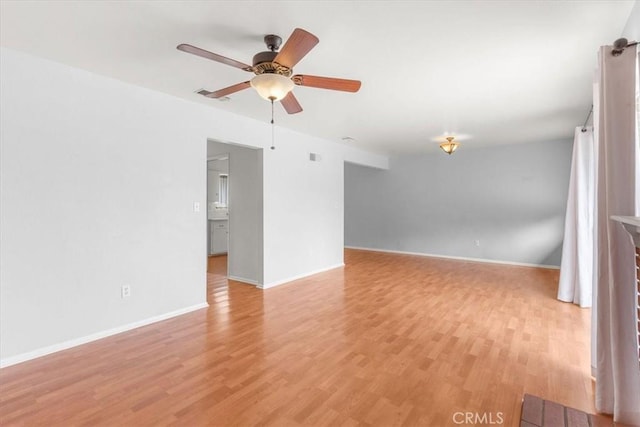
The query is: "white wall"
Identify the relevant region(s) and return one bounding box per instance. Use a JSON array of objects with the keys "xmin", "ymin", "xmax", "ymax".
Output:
[
  {"xmin": 208, "ymin": 141, "xmax": 263, "ymax": 285},
  {"xmin": 0, "ymin": 48, "xmax": 211, "ymax": 365},
  {"xmin": 621, "ymin": 0, "xmax": 639, "ymax": 40},
  {"xmin": 345, "ymin": 139, "xmax": 573, "ymax": 267},
  {"xmin": 262, "ymin": 136, "xmax": 347, "ymax": 287},
  {"xmin": 0, "ymin": 47, "xmax": 387, "ymax": 365}
]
